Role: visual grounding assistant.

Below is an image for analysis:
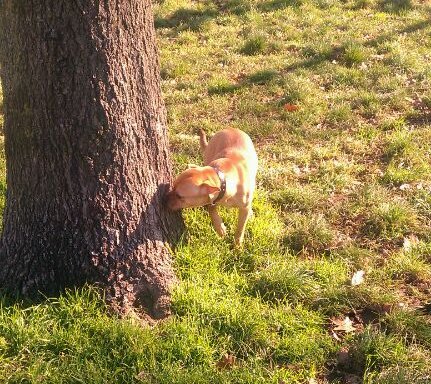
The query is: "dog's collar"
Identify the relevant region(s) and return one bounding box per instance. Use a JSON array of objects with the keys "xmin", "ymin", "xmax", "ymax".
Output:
[{"xmin": 209, "ymin": 166, "xmax": 226, "ymax": 205}]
